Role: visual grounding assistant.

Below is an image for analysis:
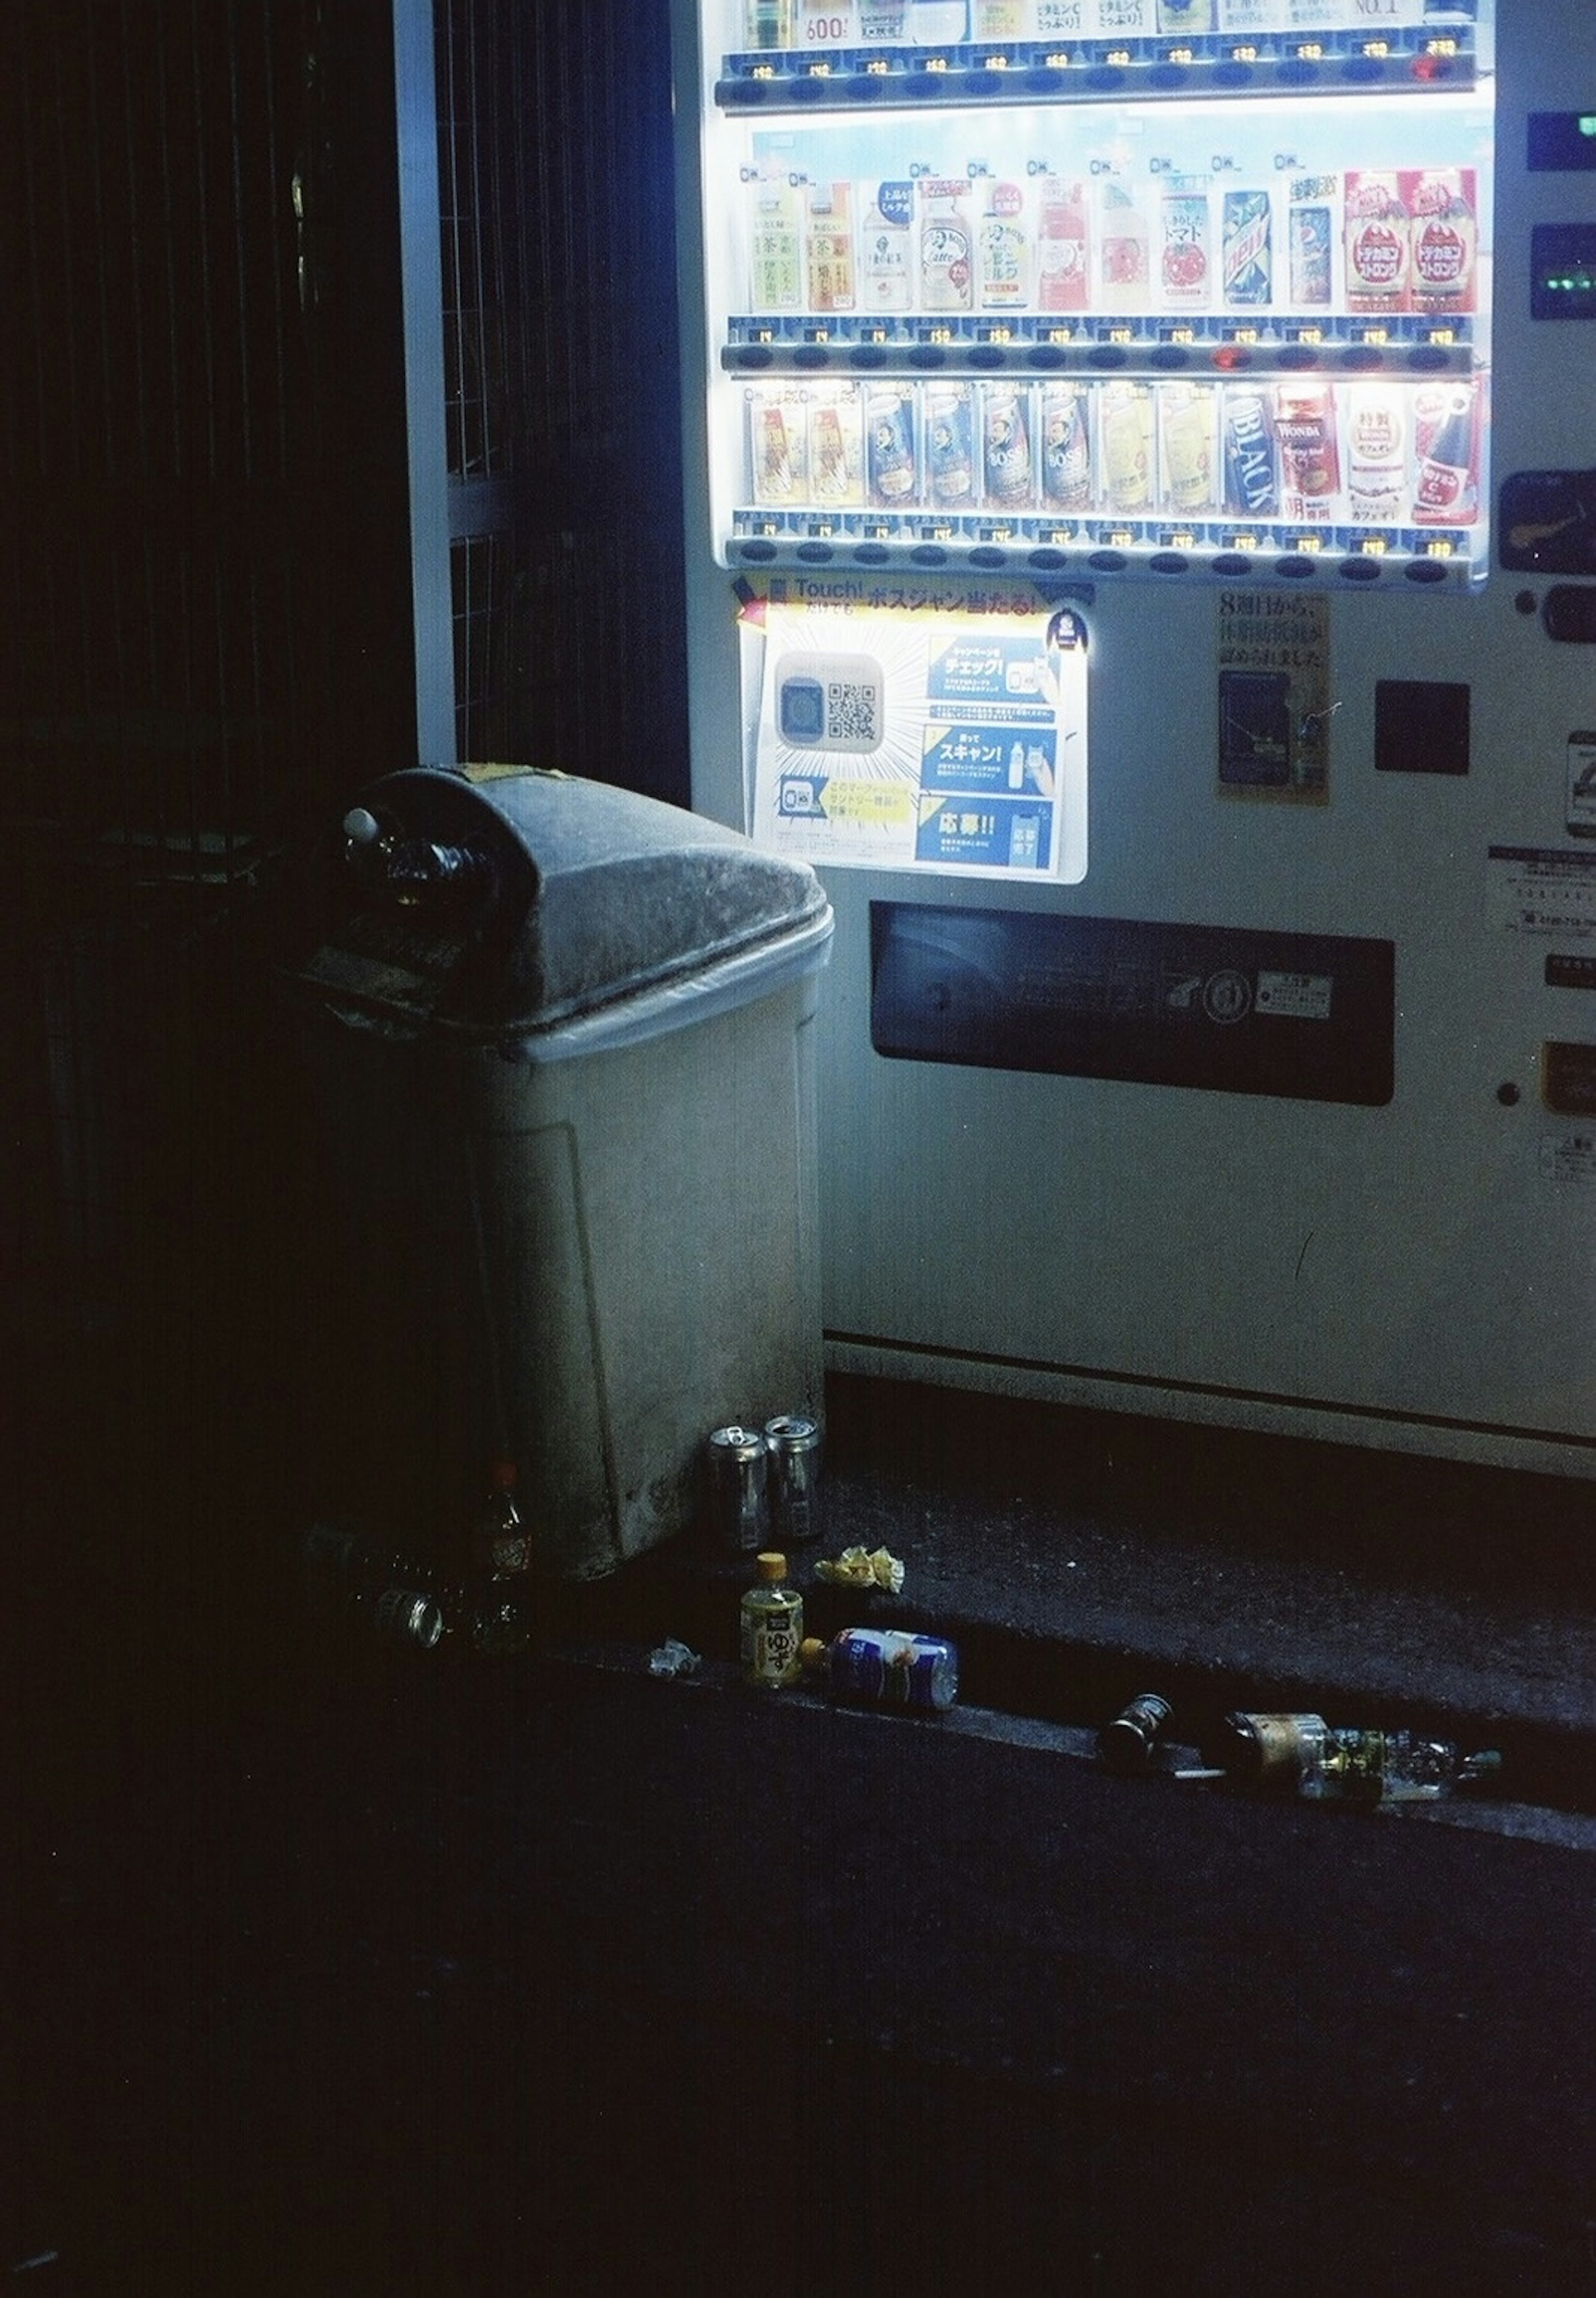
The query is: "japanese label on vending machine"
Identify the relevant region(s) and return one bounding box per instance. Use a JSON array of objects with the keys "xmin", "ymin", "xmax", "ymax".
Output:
[{"xmin": 741, "ymin": 580, "xmax": 1088, "ymax": 879}]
